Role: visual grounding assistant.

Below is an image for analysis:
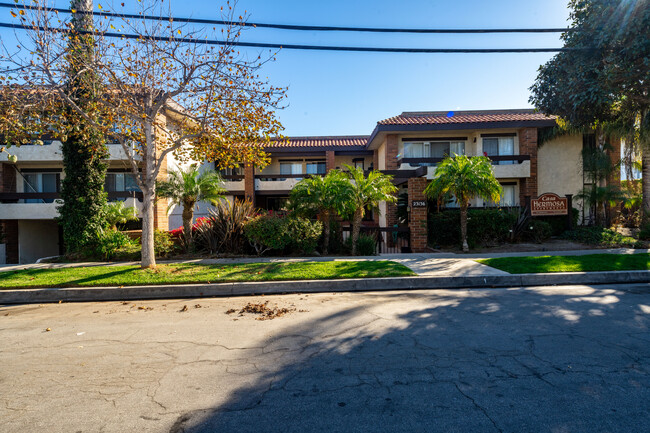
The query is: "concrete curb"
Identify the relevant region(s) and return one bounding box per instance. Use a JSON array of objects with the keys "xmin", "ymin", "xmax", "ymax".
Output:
[{"xmin": 1, "ymin": 270, "xmax": 649, "ymax": 304}]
